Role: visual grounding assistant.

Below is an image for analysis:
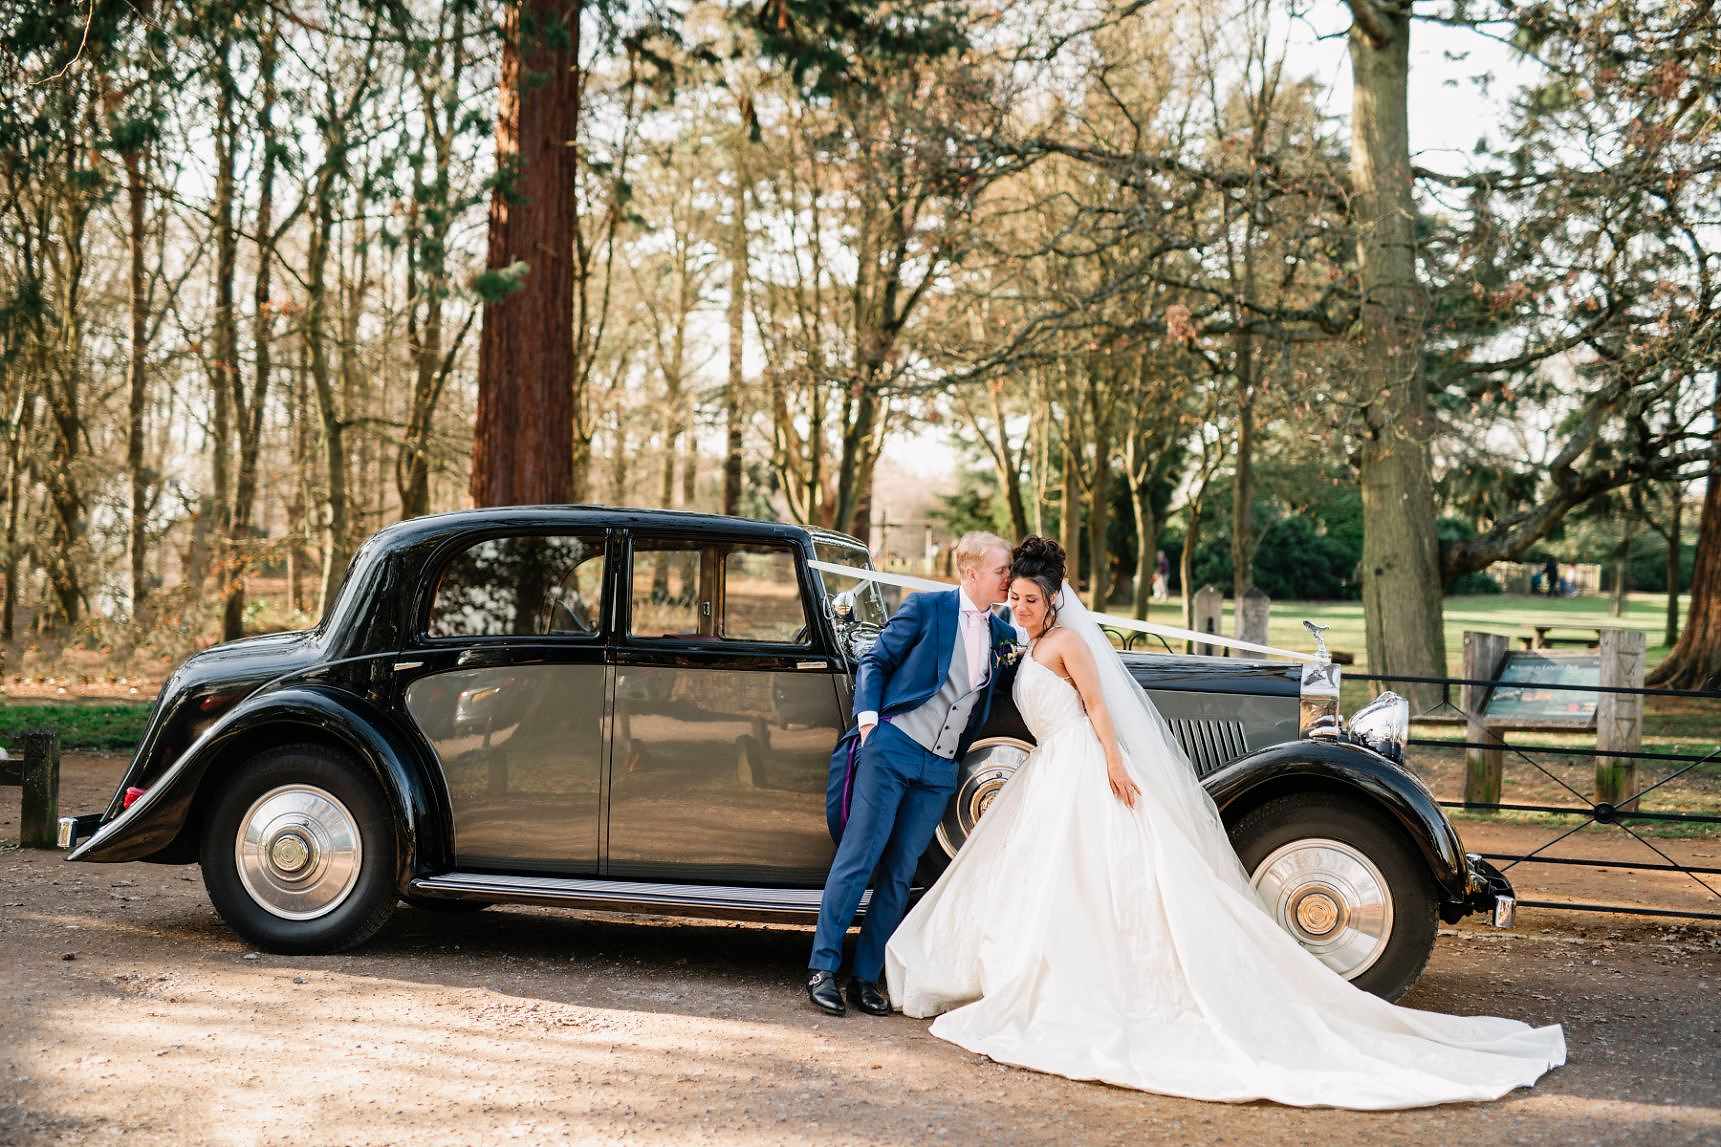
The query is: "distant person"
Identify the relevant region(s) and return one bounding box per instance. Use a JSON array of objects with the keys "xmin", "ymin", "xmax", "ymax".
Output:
[
  {"xmin": 1153, "ymin": 549, "xmax": 1170, "ymax": 600},
  {"xmin": 1542, "ymin": 557, "xmax": 1558, "ymax": 597}
]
